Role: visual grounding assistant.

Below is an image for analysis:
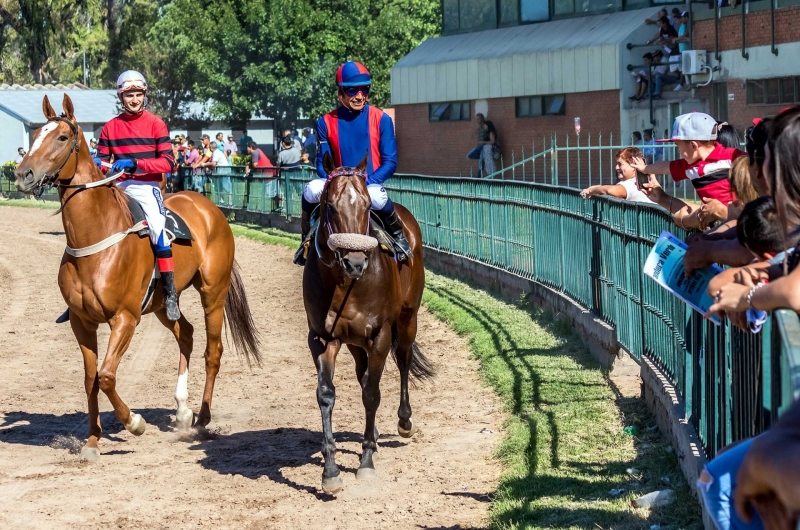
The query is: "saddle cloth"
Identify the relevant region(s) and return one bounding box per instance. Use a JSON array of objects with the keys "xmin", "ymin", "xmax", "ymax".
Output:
[{"xmin": 127, "ymin": 197, "xmax": 193, "ymax": 242}]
